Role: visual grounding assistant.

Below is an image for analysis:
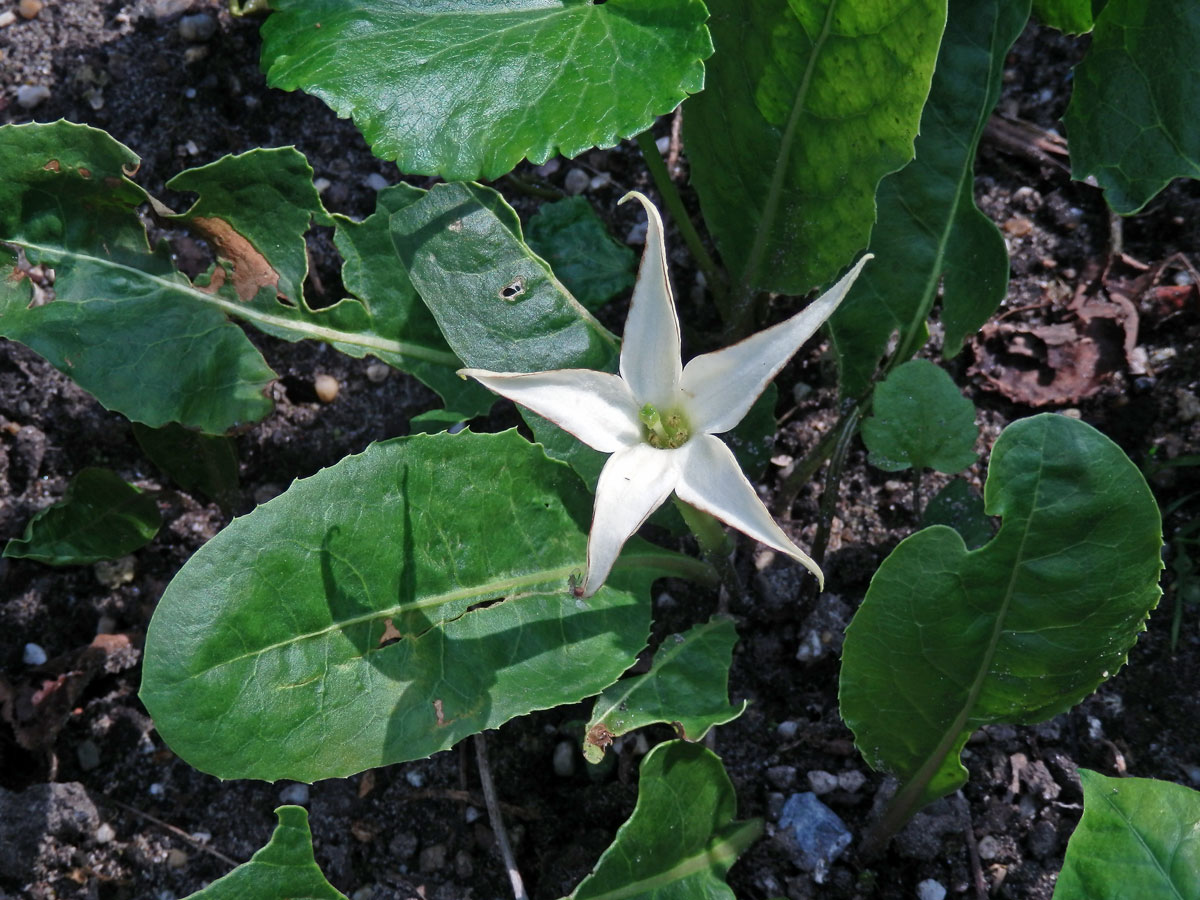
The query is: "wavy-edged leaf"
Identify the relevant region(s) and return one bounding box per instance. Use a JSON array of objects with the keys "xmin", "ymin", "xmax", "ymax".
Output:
[
  {"xmin": 829, "ymin": 0, "xmax": 1026, "ymax": 397},
  {"xmin": 1032, "ymin": 0, "xmax": 1093, "ymax": 33},
  {"xmin": 840, "ymin": 414, "xmax": 1163, "ymax": 828},
  {"xmin": 3, "ymin": 468, "xmax": 161, "ymax": 566},
  {"xmin": 183, "ymin": 806, "xmax": 346, "ymax": 900},
  {"xmin": 860, "ymin": 359, "xmax": 978, "ymax": 474},
  {"xmin": 140, "ymin": 430, "xmax": 678, "ymax": 782},
  {"xmin": 1053, "ymin": 770, "xmax": 1200, "ymax": 900},
  {"xmin": 1064, "ymin": 0, "xmax": 1200, "ymax": 214},
  {"xmin": 569, "ymin": 740, "xmax": 761, "ymax": 900},
  {"xmin": 525, "ymin": 197, "xmax": 636, "ymax": 312},
  {"xmin": 259, "ymin": 0, "xmax": 713, "ymax": 182},
  {"xmin": 583, "ymin": 617, "xmax": 746, "ymax": 764},
  {"xmin": 685, "ymin": 0, "xmax": 945, "ymax": 297},
  {"xmin": 0, "ymin": 121, "xmax": 275, "ymax": 433}
]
